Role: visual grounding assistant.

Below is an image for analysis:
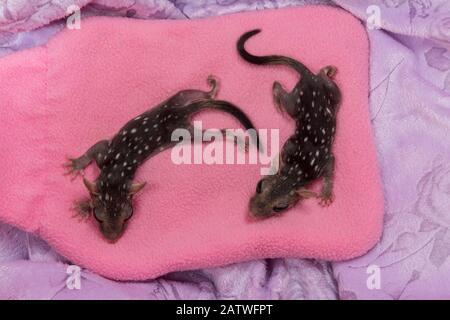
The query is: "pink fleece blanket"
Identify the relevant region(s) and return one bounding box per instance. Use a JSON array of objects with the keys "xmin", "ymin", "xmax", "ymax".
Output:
[{"xmin": 0, "ymin": 7, "xmax": 383, "ymax": 280}]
